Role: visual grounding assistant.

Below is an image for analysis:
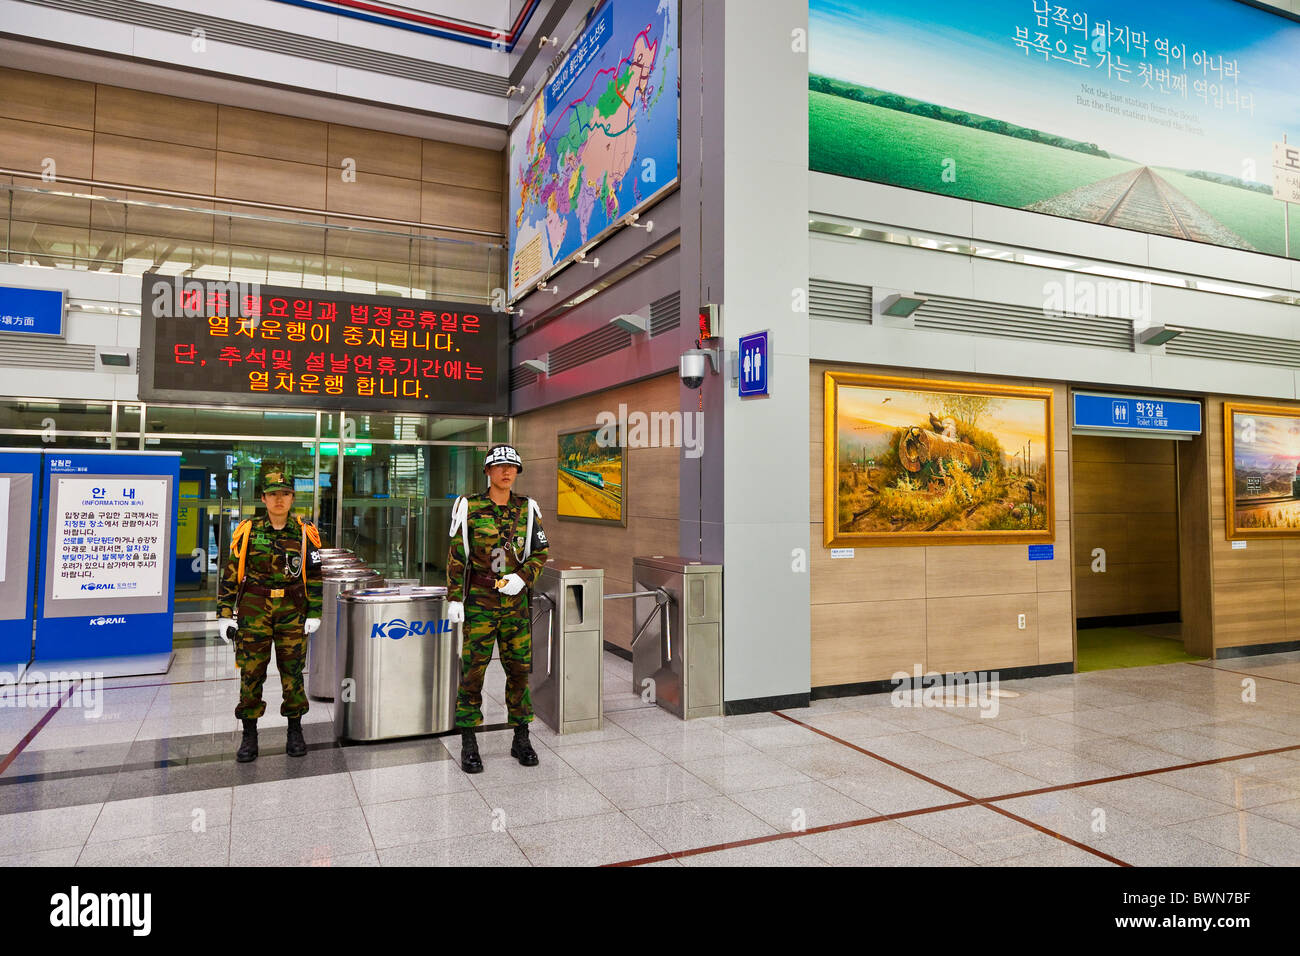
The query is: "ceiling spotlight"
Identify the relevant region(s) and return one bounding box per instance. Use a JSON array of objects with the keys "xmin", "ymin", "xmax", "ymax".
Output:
[
  {"xmin": 539, "ymin": 35, "xmax": 559, "ymax": 48},
  {"xmin": 624, "ymin": 213, "xmax": 654, "ymax": 232},
  {"xmin": 574, "ymin": 252, "xmax": 600, "ymax": 268},
  {"xmin": 536, "ymin": 281, "xmax": 560, "ymax": 295},
  {"xmin": 1137, "ymin": 324, "xmax": 1185, "ymax": 346},
  {"xmin": 881, "ymin": 293, "xmax": 927, "ymax": 317},
  {"xmin": 506, "ymin": 84, "xmax": 529, "ymax": 97}
]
